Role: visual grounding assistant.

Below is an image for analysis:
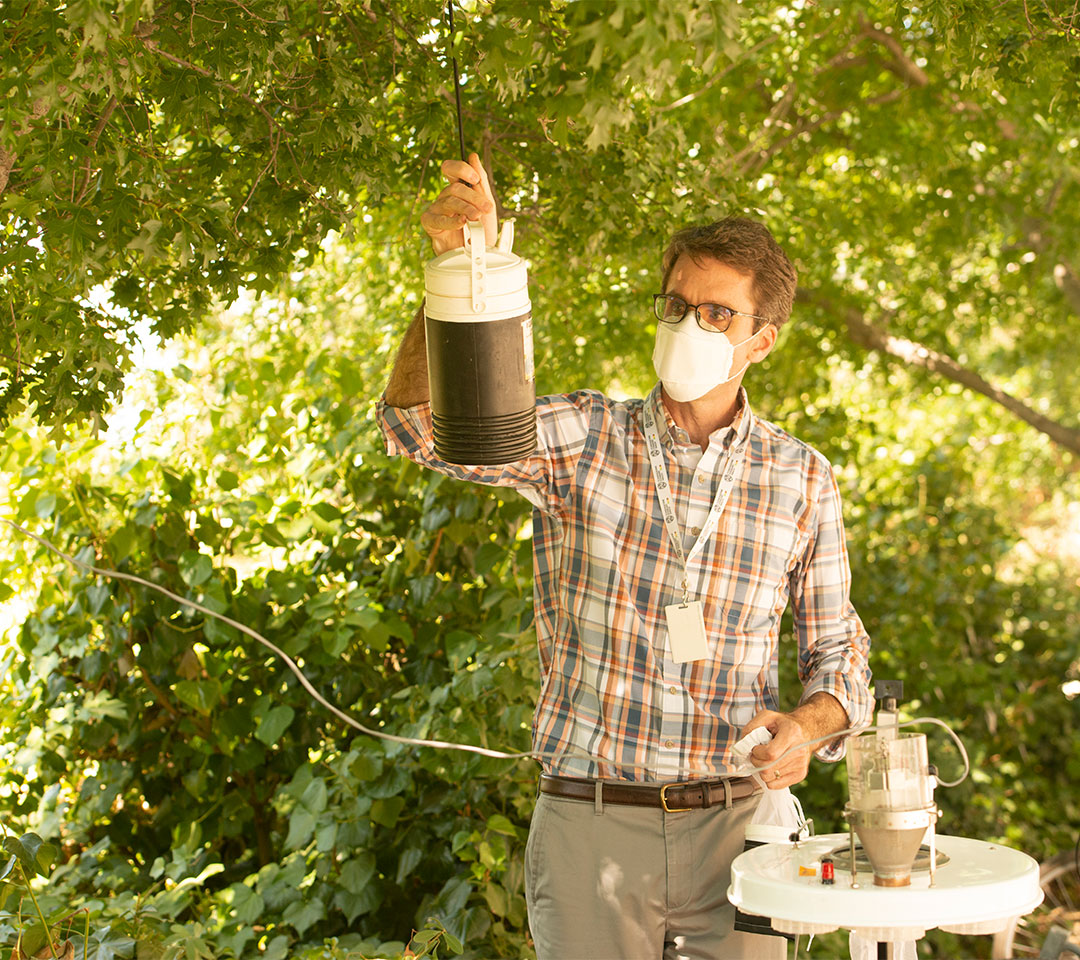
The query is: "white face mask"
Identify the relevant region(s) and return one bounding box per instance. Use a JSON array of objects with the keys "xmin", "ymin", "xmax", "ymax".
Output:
[{"xmin": 652, "ymin": 313, "xmax": 768, "ymax": 402}]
